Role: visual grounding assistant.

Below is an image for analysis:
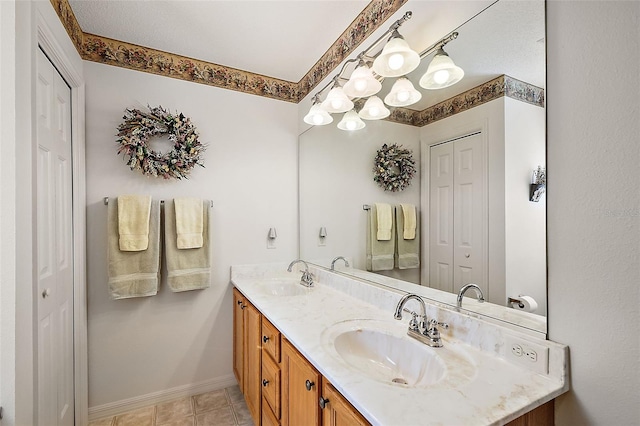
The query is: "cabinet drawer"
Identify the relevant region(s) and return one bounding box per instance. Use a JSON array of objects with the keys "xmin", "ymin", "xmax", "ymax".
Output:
[
  {"xmin": 262, "ymin": 317, "xmax": 281, "ymax": 363},
  {"xmin": 262, "ymin": 350, "xmax": 281, "ymax": 419}
]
